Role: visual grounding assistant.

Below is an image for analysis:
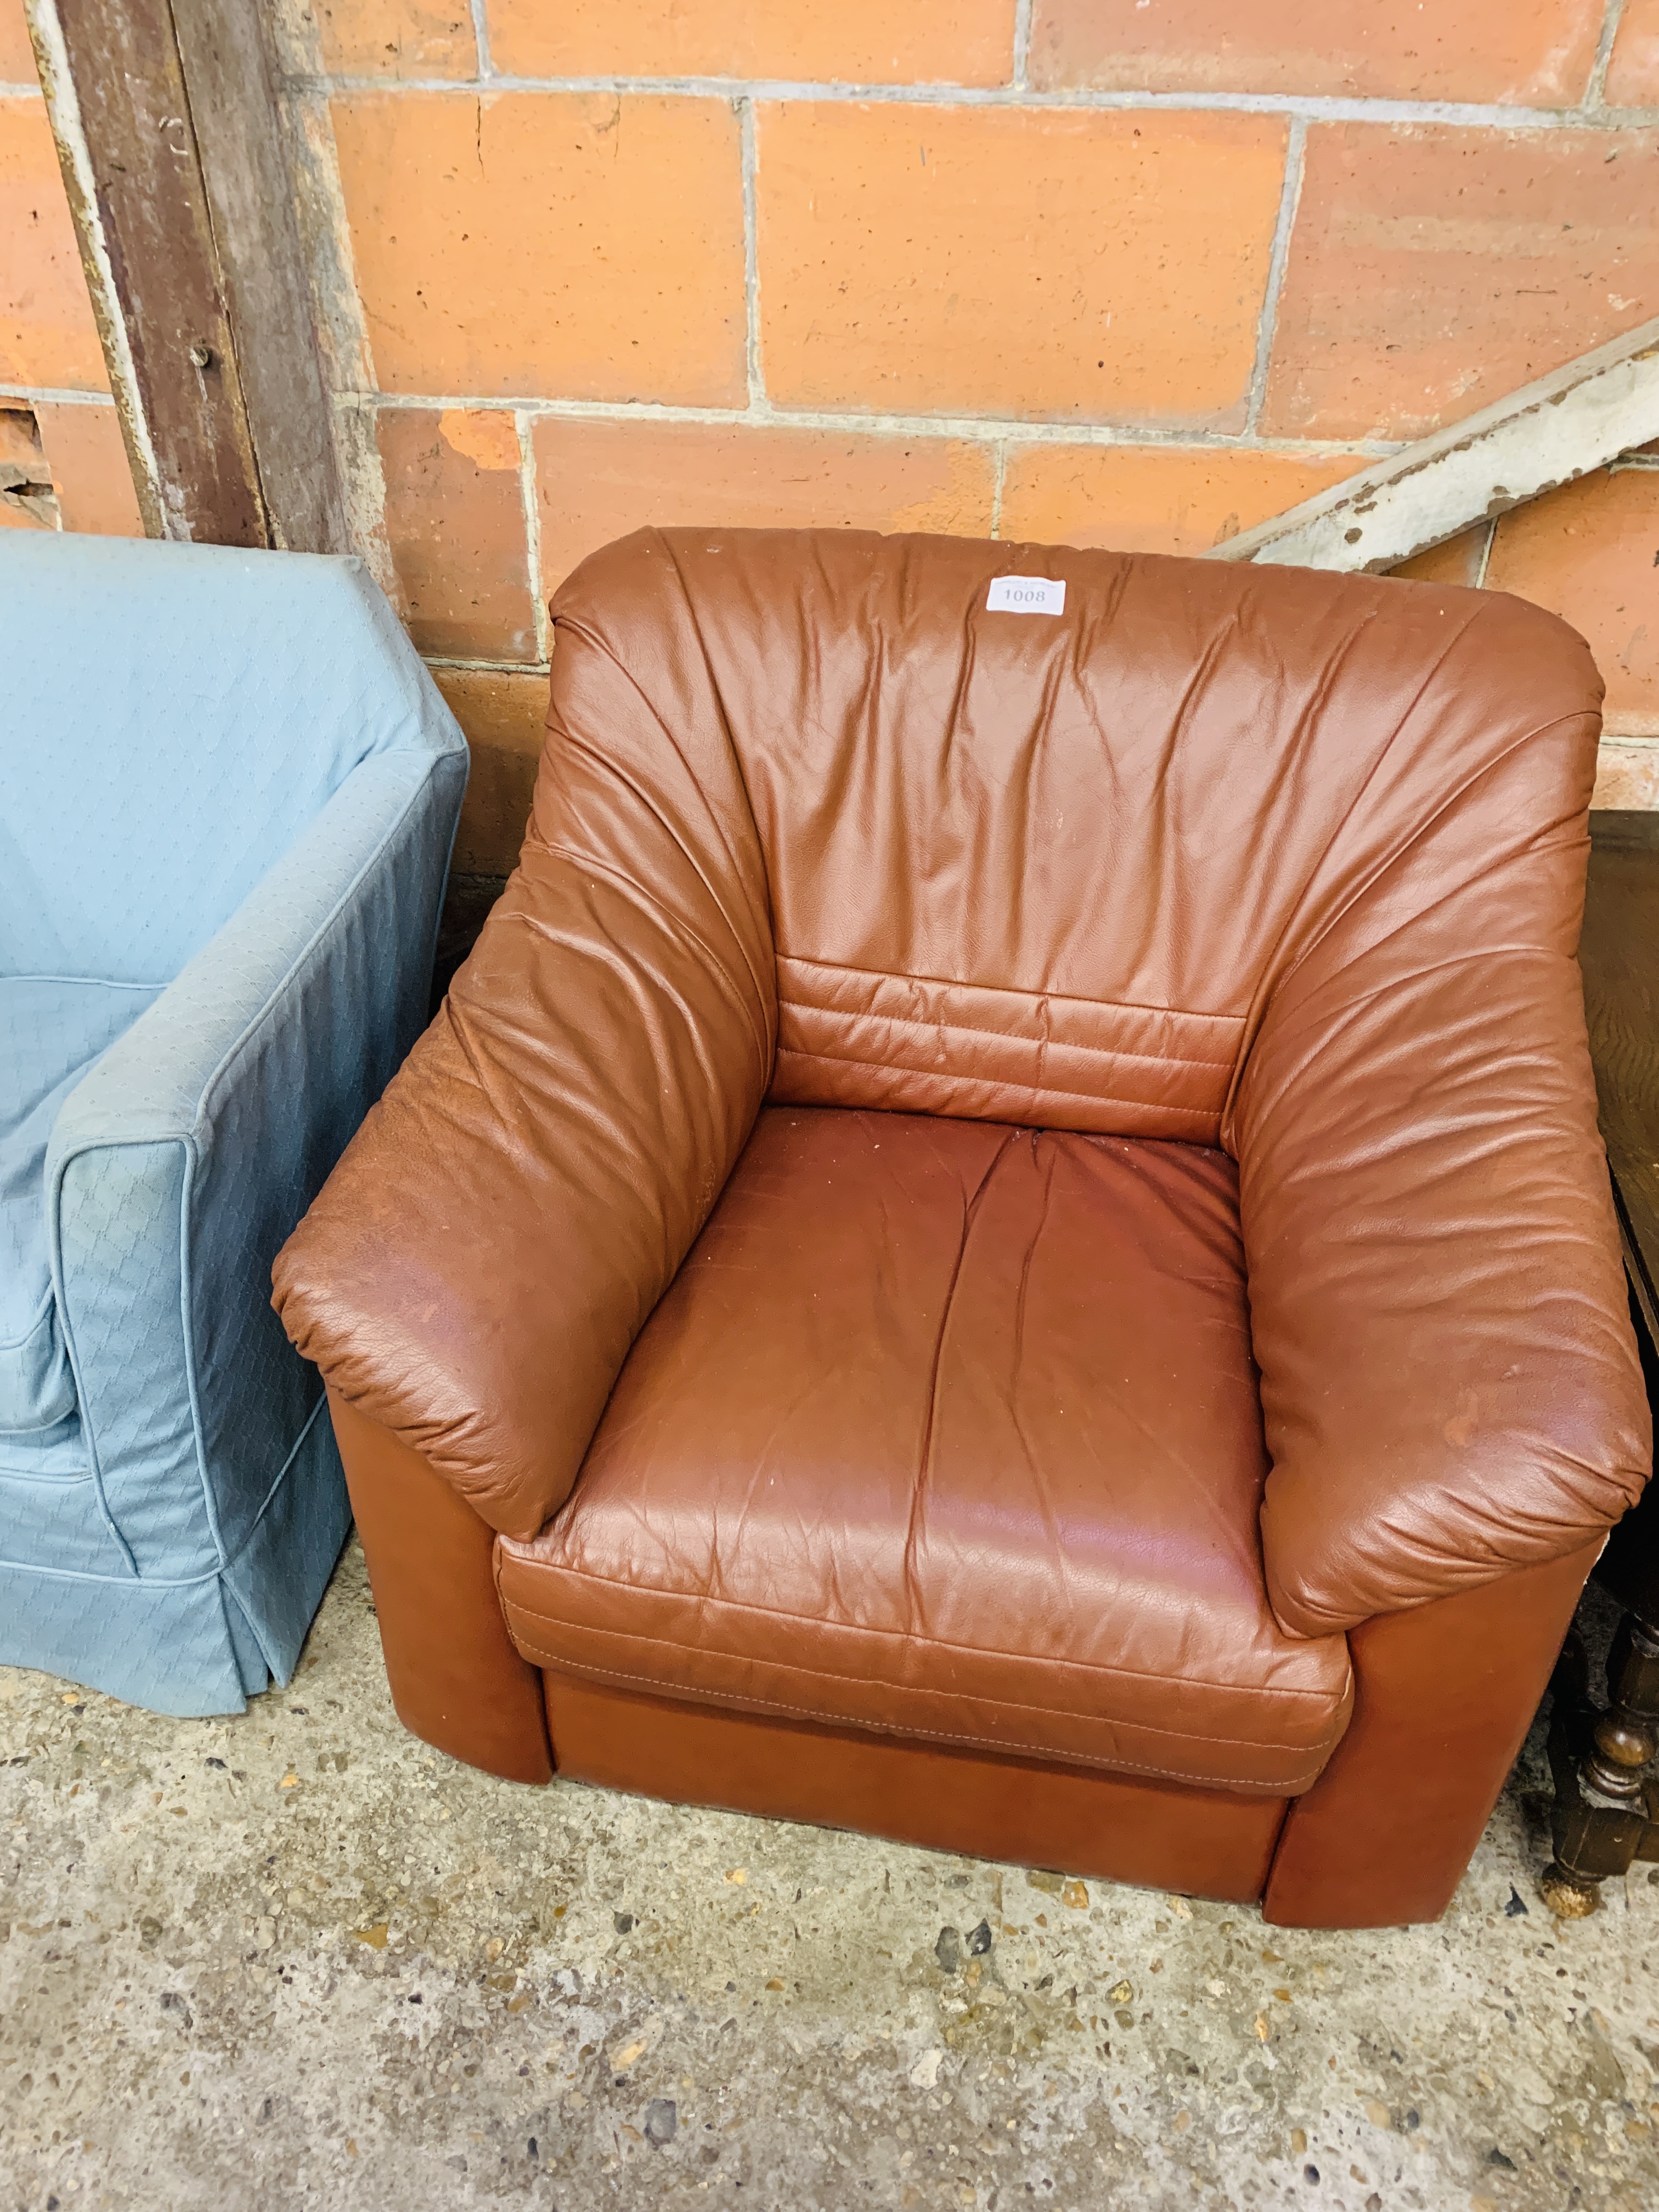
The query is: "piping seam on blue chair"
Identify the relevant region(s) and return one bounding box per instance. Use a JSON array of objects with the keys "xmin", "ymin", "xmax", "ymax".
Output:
[
  {"xmin": 43, "ymin": 761, "xmax": 441, "ymax": 1578},
  {"xmin": 10, "ymin": 974, "xmax": 170, "ymax": 990},
  {"xmin": 0, "ymin": 1295, "xmax": 57, "ymax": 1357},
  {"xmin": 43, "ymin": 1174, "xmax": 140, "ymax": 1574},
  {"xmin": 0, "ymin": 1387, "xmax": 329, "ymax": 1587},
  {"xmin": 191, "ymin": 763, "xmax": 436, "ymax": 1137},
  {"xmin": 180, "ymin": 768, "xmax": 439, "ymax": 1567},
  {"xmin": 4, "ymin": 978, "xmax": 169, "ymax": 1385}
]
